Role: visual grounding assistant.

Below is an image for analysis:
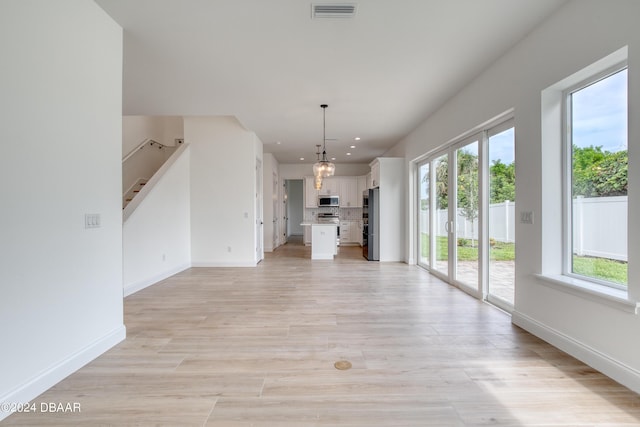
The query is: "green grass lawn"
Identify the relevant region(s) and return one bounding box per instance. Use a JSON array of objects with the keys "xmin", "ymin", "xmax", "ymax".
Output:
[
  {"xmin": 420, "ymin": 233, "xmax": 627, "ymax": 285},
  {"xmin": 421, "ymin": 235, "xmax": 514, "ymax": 261},
  {"xmin": 573, "ymin": 256, "xmax": 627, "ymax": 285}
]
